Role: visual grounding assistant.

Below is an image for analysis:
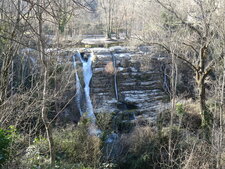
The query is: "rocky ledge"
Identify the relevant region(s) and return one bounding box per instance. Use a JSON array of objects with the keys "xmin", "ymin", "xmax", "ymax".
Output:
[{"xmin": 90, "ymin": 47, "xmax": 168, "ymax": 126}]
